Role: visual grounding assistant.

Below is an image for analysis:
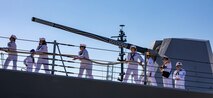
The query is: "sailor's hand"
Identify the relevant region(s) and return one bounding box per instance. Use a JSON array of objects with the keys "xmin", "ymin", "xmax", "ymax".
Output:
[
  {"xmin": 159, "ymin": 68, "xmax": 163, "ymax": 72},
  {"xmin": 73, "ymin": 57, "xmax": 78, "ymax": 60},
  {"xmin": 175, "ymin": 78, "xmax": 180, "ymax": 80},
  {"xmin": 4, "ymin": 49, "xmax": 9, "ymax": 52}
]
